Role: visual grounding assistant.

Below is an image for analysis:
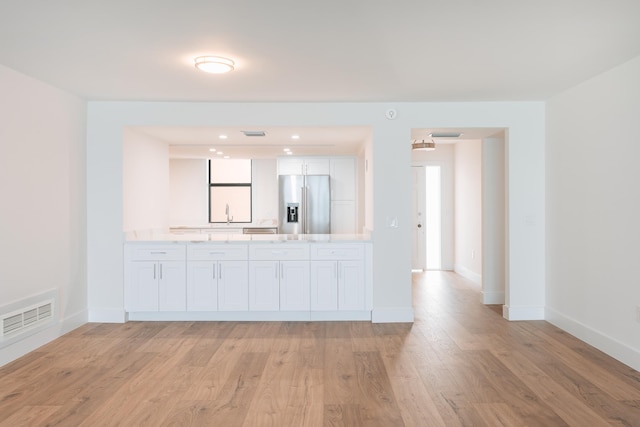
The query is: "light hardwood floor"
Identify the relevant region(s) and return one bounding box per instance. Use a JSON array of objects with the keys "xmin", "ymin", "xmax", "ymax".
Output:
[{"xmin": 2, "ymin": 271, "xmax": 640, "ymax": 426}]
